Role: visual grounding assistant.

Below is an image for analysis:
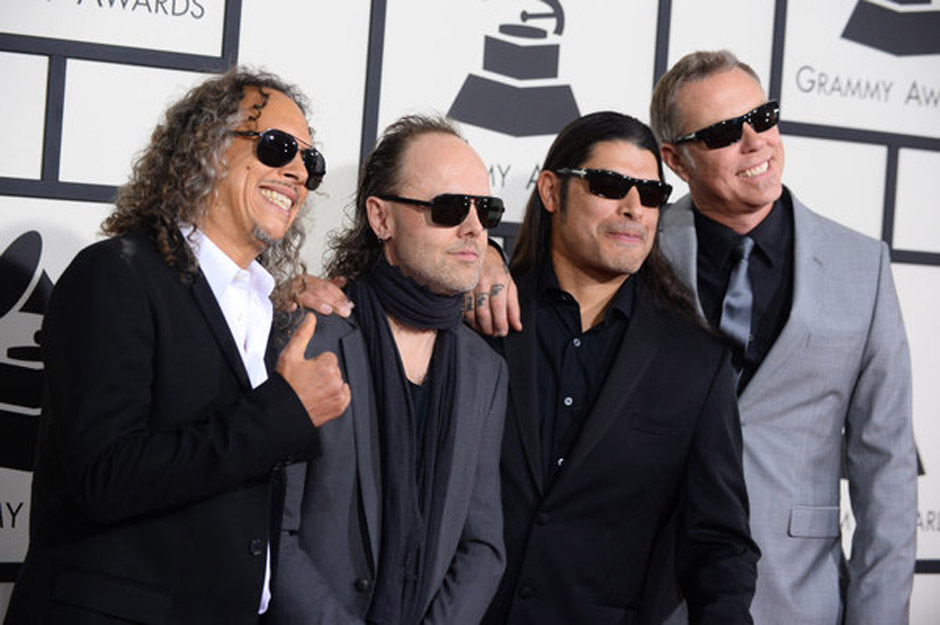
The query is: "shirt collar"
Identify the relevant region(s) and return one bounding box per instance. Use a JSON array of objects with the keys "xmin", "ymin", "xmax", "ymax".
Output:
[
  {"xmin": 693, "ymin": 193, "xmax": 792, "ymax": 269},
  {"xmin": 181, "ymin": 225, "xmax": 275, "ymax": 302},
  {"xmin": 536, "ymin": 257, "xmax": 635, "ymax": 323}
]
